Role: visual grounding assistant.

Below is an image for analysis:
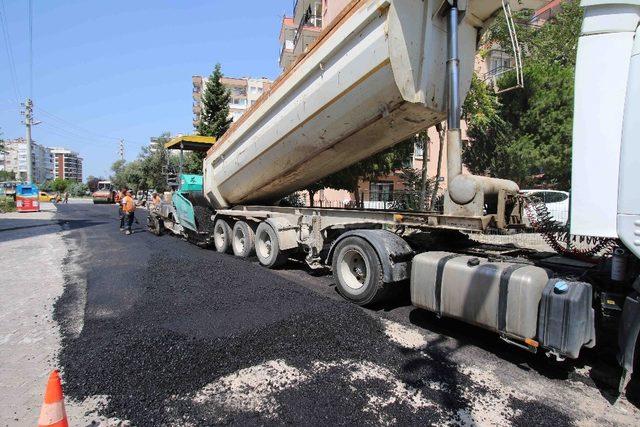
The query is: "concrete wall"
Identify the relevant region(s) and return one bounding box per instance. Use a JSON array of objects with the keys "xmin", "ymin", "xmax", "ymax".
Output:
[{"xmin": 322, "ymin": 0, "xmax": 352, "ymax": 29}]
